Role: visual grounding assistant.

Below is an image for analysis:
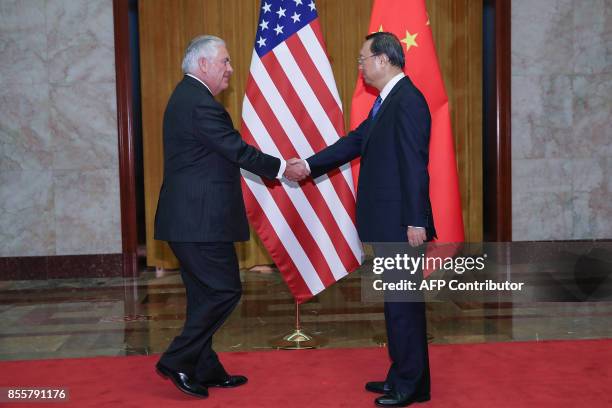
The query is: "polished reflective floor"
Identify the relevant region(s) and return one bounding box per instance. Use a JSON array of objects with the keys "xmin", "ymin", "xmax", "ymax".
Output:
[{"xmin": 1, "ymin": 262, "xmax": 611, "ymax": 361}]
